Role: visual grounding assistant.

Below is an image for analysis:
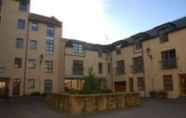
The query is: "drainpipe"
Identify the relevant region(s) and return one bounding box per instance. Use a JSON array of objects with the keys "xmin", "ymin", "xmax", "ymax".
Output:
[{"xmin": 23, "ymin": 1, "xmax": 30, "ymax": 96}]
